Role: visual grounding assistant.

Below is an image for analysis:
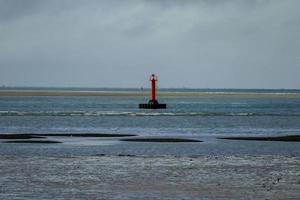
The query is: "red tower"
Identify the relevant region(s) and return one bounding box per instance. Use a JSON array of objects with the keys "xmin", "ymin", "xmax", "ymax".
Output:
[
  {"xmin": 139, "ymin": 74, "xmax": 166, "ymax": 109},
  {"xmin": 150, "ymin": 74, "xmax": 157, "ymax": 102}
]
